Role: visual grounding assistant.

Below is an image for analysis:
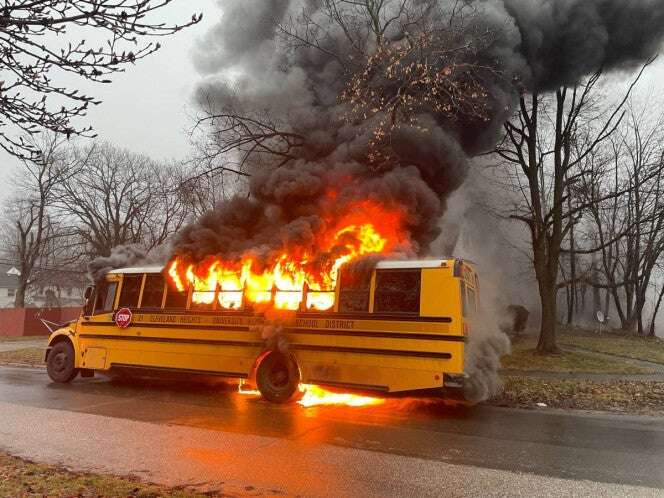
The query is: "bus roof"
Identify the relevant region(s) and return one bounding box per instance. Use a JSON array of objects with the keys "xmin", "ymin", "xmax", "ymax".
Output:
[
  {"xmin": 108, "ymin": 266, "xmax": 163, "ymax": 274},
  {"xmin": 107, "ymin": 259, "xmax": 461, "ymax": 275}
]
